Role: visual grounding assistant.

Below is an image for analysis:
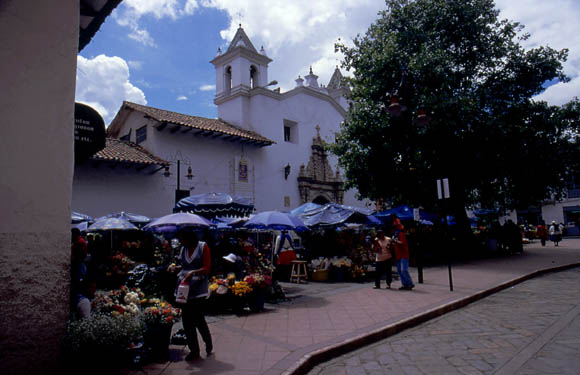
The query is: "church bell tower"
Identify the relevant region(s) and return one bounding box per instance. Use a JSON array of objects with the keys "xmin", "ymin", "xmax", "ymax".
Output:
[{"xmin": 210, "ymin": 25, "xmax": 272, "ymax": 129}]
